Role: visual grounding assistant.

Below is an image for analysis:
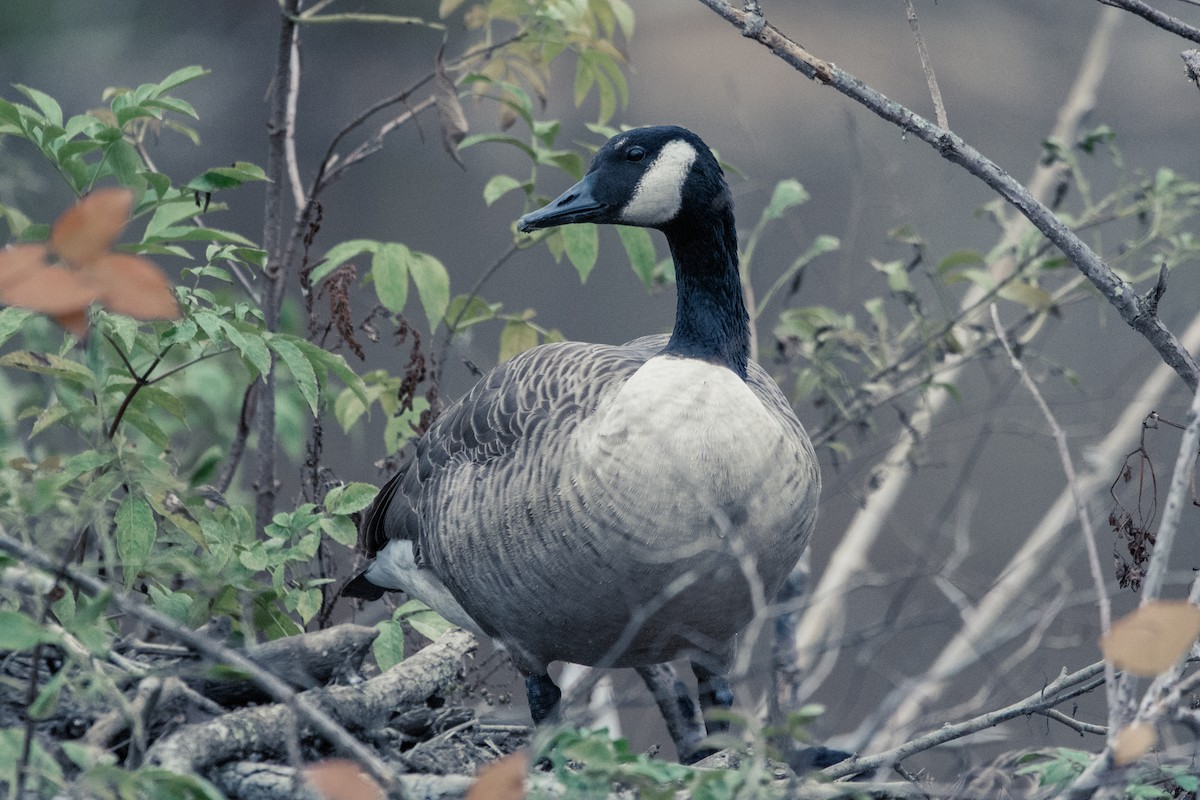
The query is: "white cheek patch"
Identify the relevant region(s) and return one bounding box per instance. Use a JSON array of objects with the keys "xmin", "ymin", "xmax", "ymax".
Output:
[{"xmin": 620, "ymin": 139, "xmax": 698, "ymax": 225}]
